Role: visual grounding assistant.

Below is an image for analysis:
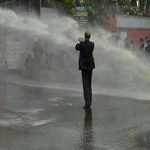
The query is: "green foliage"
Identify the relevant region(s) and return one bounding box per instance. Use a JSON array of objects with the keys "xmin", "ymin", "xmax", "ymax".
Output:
[
  {"xmin": 118, "ymin": 0, "xmax": 132, "ymax": 6},
  {"xmin": 63, "ymin": 0, "xmax": 74, "ymax": 8},
  {"xmin": 118, "ymin": 0, "xmax": 150, "ymax": 16},
  {"xmin": 86, "ymin": 3, "xmax": 108, "ymax": 26},
  {"xmin": 19, "ymin": 0, "xmax": 148, "ymax": 25}
]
